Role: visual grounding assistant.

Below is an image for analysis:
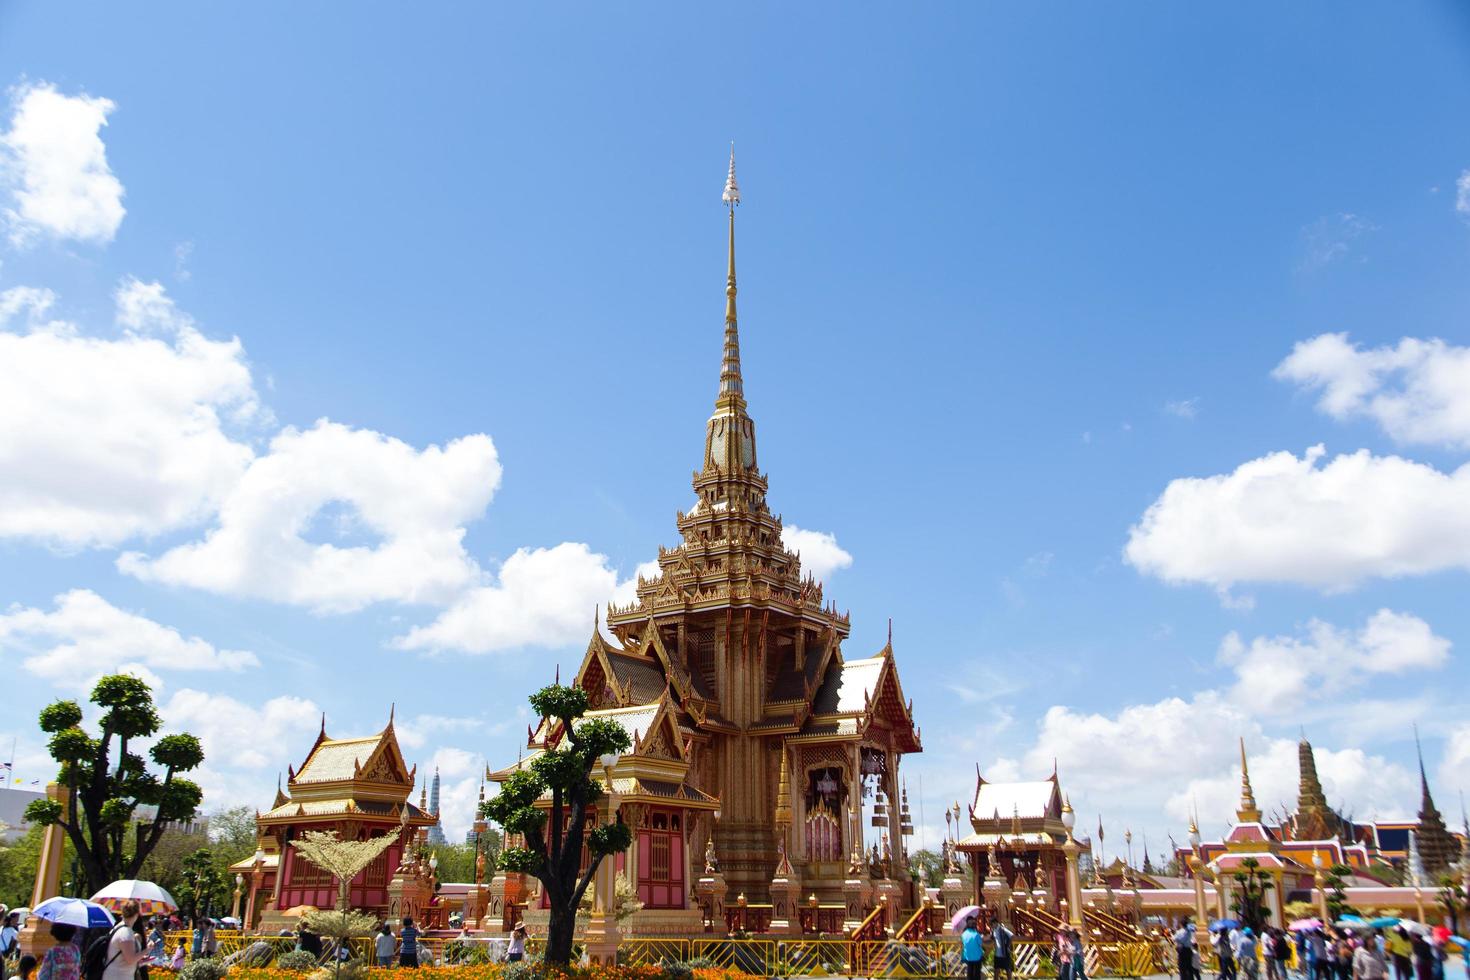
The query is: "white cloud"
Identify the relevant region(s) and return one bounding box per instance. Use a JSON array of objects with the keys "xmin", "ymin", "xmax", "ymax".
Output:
[
  {"xmin": 1218, "ymin": 610, "xmax": 1449, "ymax": 717},
  {"xmin": 0, "ymin": 589, "xmax": 259, "ymax": 690},
  {"xmin": 120, "ymin": 421, "xmax": 501, "ymax": 613},
  {"xmin": 160, "ymin": 689, "xmax": 322, "ymax": 809},
  {"xmin": 1275, "ymin": 333, "xmax": 1470, "ymax": 450},
  {"xmin": 1457, "ymin": 171, "xmax": 1470, "ymax": 218},
  {"xmin": 1125, "ymin": 445, "xmax": 1470, "ymax": 593},
  {"xmin": 1298, "ymin": 213, "xmax": 1375, "ymax": 272},
  {"xmin": 393, "ymin": 542, "xmax": 631, "ymax": 653},
  {"xmin": 782, "ymin": 525, "xmax": 853, "ymax": 583},
  {"xmin": 1, "ymin": 82, "xmax": 125, "ymax": 246},
  {"xmin": 1439, "ymin": 724, "xmax": 1470, "ymax": 807},
  {"xmin": 395, "ymin": 714, "xmax": 486, "ymax": 751},
  {"xmin": 1164, "ymin": 398, "xmax": 1199, "ymax": 420},
  {"xmin": 0, "ymin": 280, "xmax": 259, "ymax": 549}
]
